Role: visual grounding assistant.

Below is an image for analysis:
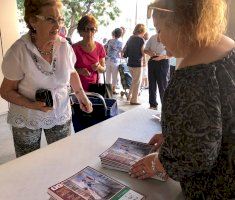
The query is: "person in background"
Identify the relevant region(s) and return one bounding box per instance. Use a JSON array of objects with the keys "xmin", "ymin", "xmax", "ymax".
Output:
[
  {"xmin": 72, "ymin": 15, "xmax": 106, "ymax": 92},
  {"xmin": 117, "ymin": 26, "xmax": 126, "ymax": 90},
  {"xmin": 144, "ymin": 32, "xmax": 169, "ymax": 110},
  {"xmin": 130, "ymin": 0, "xmax": 235, "ymax": 199},
  {"xmin": 123, "ymin": 24, "xmax": 146, "ymax": 105},
  {"xmin": 141, "ymin": 32, "xmax": 149, "ymax": 89},
  {"xmin": 58, "ymin": 26, "xmax": 66, "ymax": 38},
  {"xmin": 58, "ymin": 26, "xmax": 72, "ymax": 45},
  {"xmin": 105, "ymin": 28, "xmax": 123, "ymax": 94},
  {"xmin": 120, "ymin": 26, "xmax": 126, "ymax": 43},
  {"xmin": 0, "ymin": 0, "xmax": 92, "ymax": 157}
]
